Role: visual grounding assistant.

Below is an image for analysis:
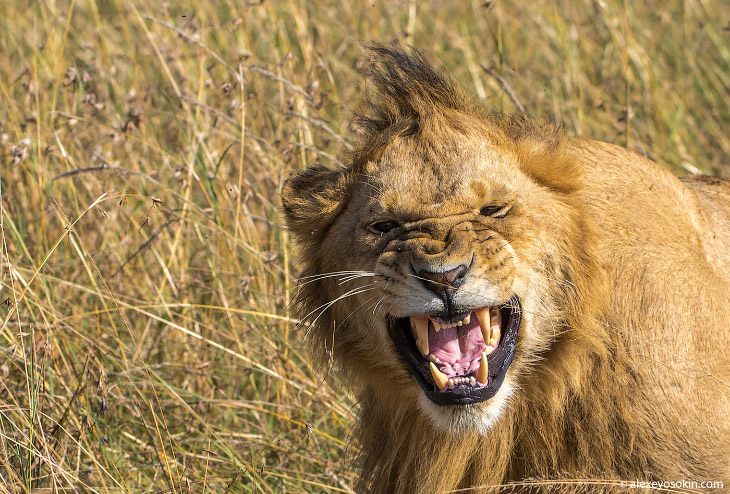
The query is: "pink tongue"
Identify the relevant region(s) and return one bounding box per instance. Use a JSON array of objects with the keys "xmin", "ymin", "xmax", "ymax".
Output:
[{"xmin": 429, "ymin": 317, "xmax": 486, "ymax": 378}]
